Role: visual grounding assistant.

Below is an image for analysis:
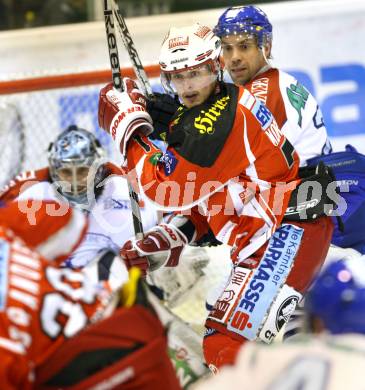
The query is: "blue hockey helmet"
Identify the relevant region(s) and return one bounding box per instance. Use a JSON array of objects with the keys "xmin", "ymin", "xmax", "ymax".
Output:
[
  {"xmin": 48, "ymin": 125, "xmax": 105, "ymax": 205},
  {"xmin": 305, "ymin": 256, "xmax": 365, "ymax": 335},
  {"xmin": 214, "ymin": 5, "xmax": 272, "ymax": 48}
]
